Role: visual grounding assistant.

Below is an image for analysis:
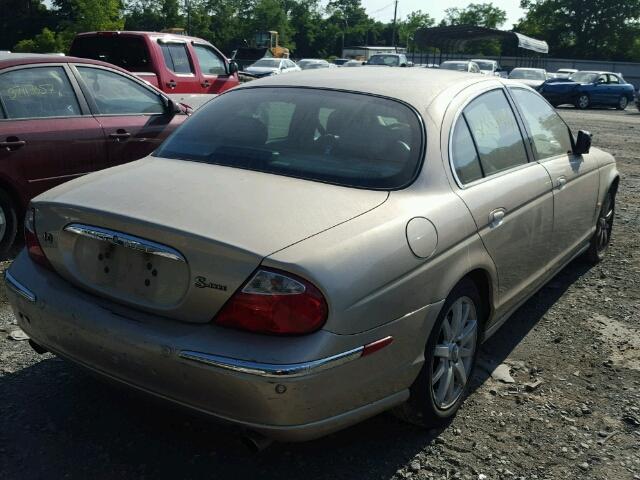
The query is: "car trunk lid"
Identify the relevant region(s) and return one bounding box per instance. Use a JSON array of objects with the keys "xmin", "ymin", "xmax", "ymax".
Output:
[{"xmin": 33, "ymin": 157, "xmax": 388, "ymax": 323}]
